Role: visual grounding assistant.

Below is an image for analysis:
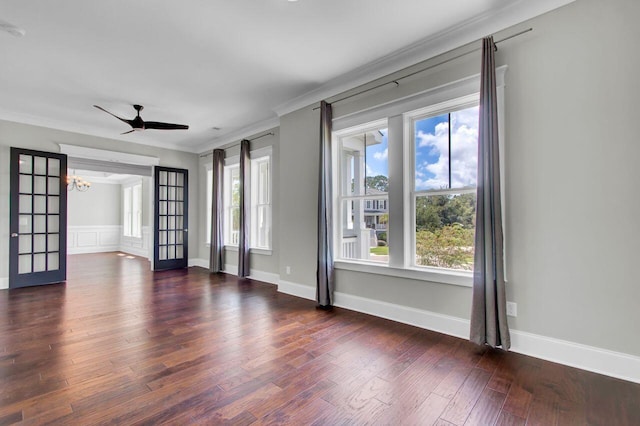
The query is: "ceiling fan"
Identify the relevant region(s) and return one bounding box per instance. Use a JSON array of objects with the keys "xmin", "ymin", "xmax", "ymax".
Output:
[{"xmin": 94, "ymin": 104, "xmax": 189, "ymax": 134}]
